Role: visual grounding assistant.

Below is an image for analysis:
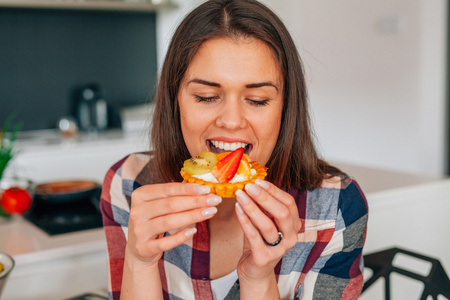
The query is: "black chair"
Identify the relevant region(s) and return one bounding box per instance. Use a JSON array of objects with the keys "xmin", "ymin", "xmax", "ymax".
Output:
[{"xmin": 362, "ymin": 247, "xmax": 450, "ymax": 300}]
